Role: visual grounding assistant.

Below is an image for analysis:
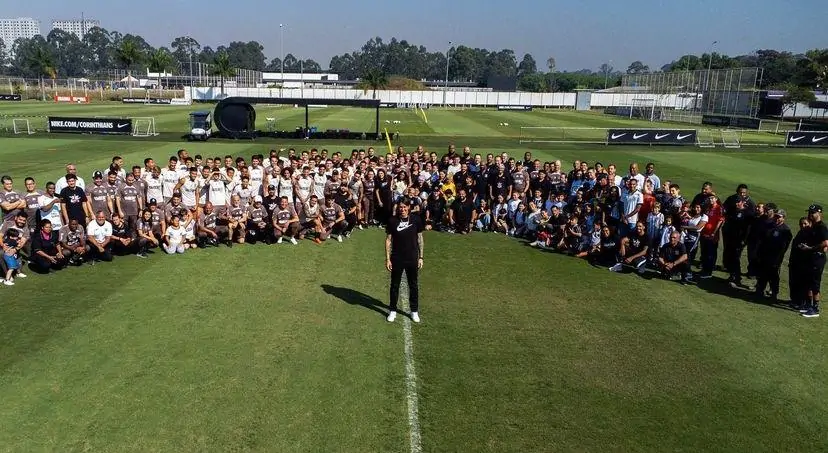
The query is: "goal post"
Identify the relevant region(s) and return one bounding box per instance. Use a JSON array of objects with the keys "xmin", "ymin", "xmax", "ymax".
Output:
[
  {"xmin": 12, "ymin": 118, "xmax": 35, "ymax": 135},
  {"xmin": 131, "ymin": 117, "xmax": 158, "ymax": 137}
]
